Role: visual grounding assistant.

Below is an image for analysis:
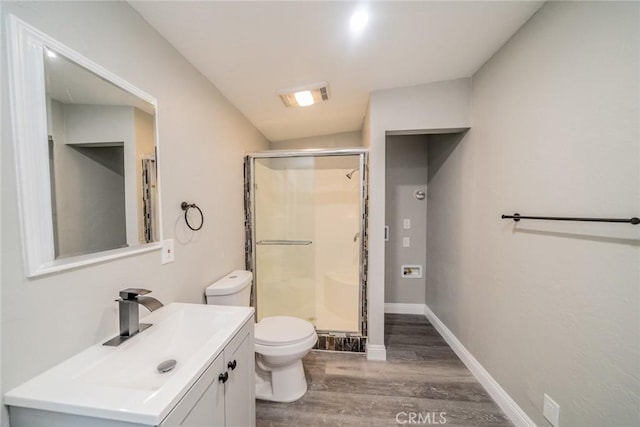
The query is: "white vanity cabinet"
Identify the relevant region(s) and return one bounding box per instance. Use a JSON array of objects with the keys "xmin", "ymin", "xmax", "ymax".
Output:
[
  {"xmin": 221, "ymin": 319, "xmax": 255, "ymax": 427},
  {"xmin": 6, "ymin": 304, "xmax": 255, "ymax": 427},
  {"xmin": 161, "ymin": 318, "xmax": 255, "ymax": 427},
  {"xmin": 159, "ymin": 354, "xmax": 225, "ymax": 426}
]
